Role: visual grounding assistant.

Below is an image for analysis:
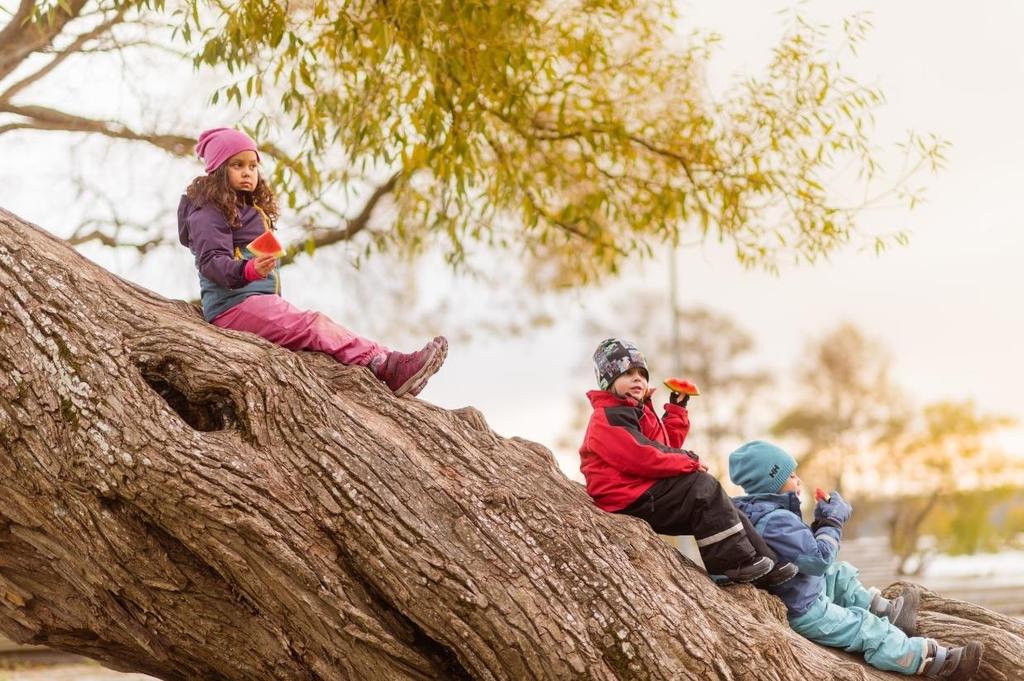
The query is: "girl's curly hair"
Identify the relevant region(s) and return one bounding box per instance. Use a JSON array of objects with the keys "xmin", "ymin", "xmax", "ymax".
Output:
[{"xmin": 186, "ymin": 164, "xmax": 279, "ymax": 230}]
